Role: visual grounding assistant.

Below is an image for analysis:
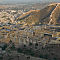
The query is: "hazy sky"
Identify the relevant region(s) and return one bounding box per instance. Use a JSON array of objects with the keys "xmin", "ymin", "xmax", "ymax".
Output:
[{"xmin": 0, "ymin": 0, "xmax": 60, "ymax": 4}]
